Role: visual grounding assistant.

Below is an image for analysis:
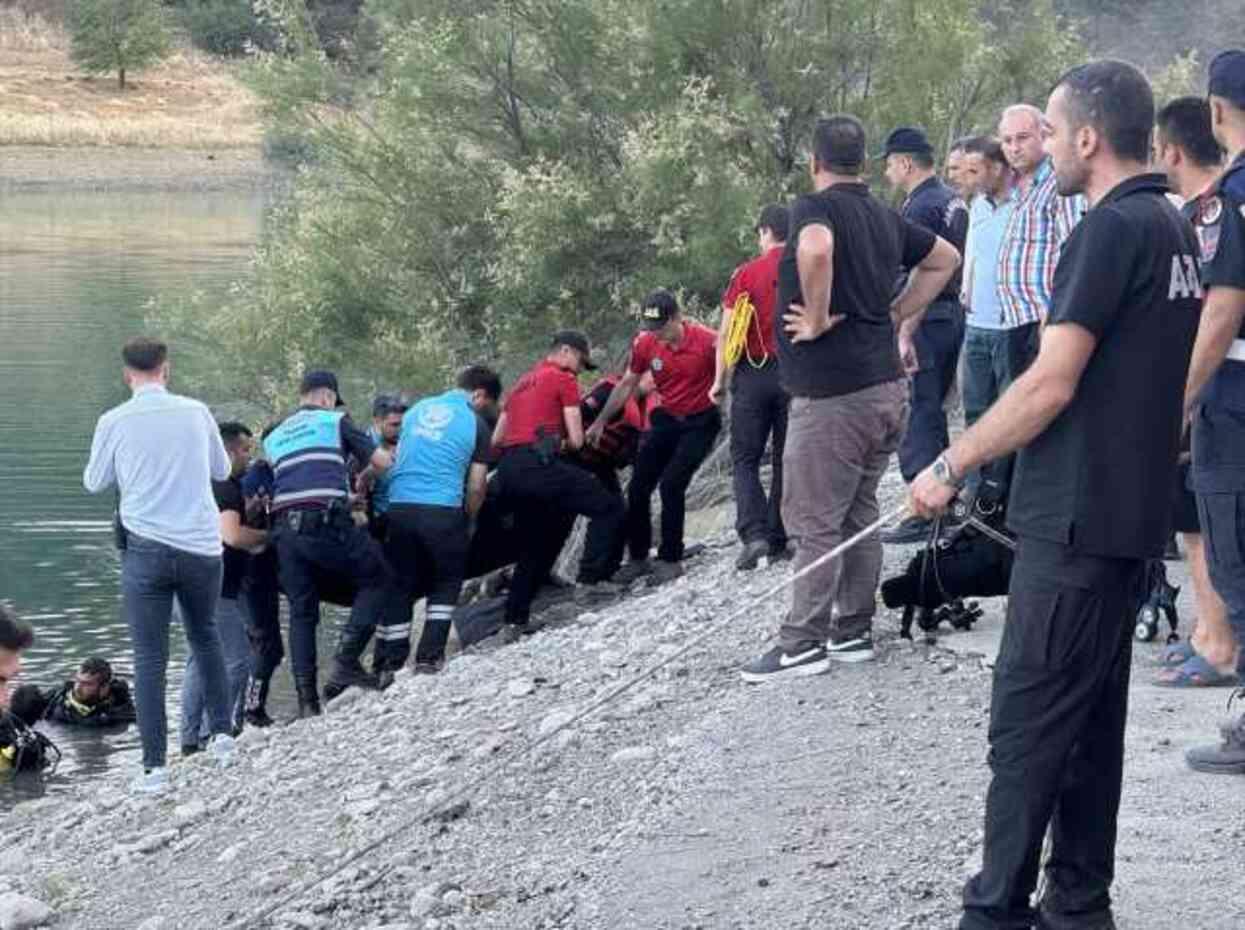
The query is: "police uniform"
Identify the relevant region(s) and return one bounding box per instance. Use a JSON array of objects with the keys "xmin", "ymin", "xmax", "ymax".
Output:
[
  {"xmin": 237, "ymin": 459, "xmax": 284, "ymax": 724},
  {"xmin": 961, "ymin": 175, "xmax": 1201, "ymax": 930},
  {"xmin": 887, "ymin": 130, "xmax": 969, "ymax": 485},
  {"xmin": 379, "ymin": 388, "xmax": 493, "ymax": 670},
  {"xmin": 265, "ymin": 384, "xmax": 389, "ymax": 711}
]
